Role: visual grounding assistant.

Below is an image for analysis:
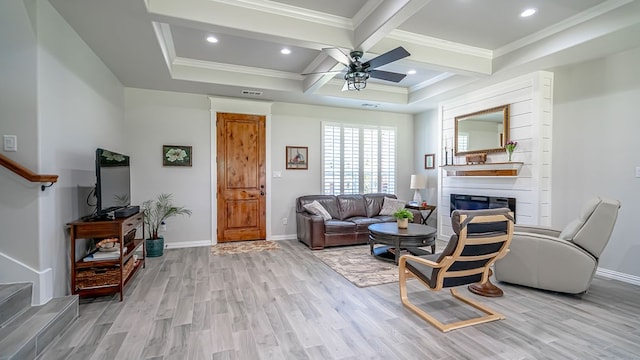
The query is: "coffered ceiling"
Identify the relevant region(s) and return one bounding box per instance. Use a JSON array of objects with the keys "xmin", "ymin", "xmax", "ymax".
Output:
[{"xmin": 49, "ymin": 0, "xmax": 640, "ymax": 113}]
